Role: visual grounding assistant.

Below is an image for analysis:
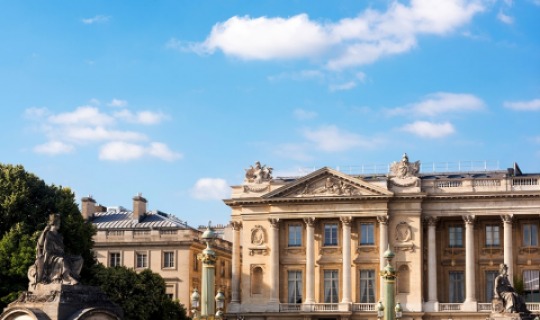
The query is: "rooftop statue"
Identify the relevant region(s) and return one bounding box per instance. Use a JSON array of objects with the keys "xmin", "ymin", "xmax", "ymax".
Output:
[
  {"xmin": 390, "ymin": 153, "xmax": 420, "ymax": 179},
  {"xmin": 245, "ymin": 161, "xmax": 273, "ymax": 184},
  {"xmin": 494, "ymin": 263, "xmax": 532, "ymax": 317},
  {"xmin": 28, "ymin": 214, "xmax": 83, "ymax": 288}
]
